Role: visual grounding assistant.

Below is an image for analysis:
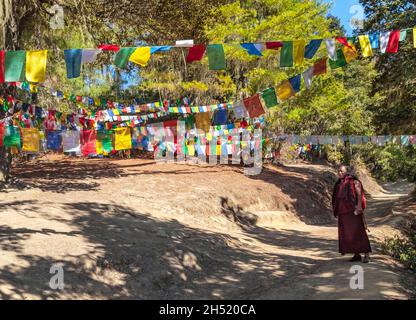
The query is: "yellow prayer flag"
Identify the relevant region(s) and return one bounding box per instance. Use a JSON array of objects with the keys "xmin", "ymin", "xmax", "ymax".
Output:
[
  {"xmin": 293, "ymin": 40, "xmax": 306, "ymax": 66},
  {"xmin": 413, "ymin": 28, "xmax": 416, "ymax": 48},
  {"xmin": 22, "ymin": 128, "xmax": 40, "ymax": 152},
  {"xmin": 96, "ymin": 140, "xmax": 104, "ymax": 155},
  {"xmin": 195, "ymin": 112, "xmax": 212, "ymax": 132},
  {"xmin": 26, "ymin": 50, "xmax": 48, "ymax": 83},
  {"xmin": 275, "ymin": 80, "xmax": 295, "ymax": 102},
  {"xmin": 358, "ymin": 35, "xmax": 373, "ymax": 57},
  {"xmin": 188, "ymin": 145, "xmax": 195, "ymax": 156},
  {"xmin": 114, "ymin": 127, "xmax": 132, "ymax": 151},
  {"xmin": 342, "ymin": 45, "xmax": 358, "ymax": 63},
  {"xmin": 129, "ymin": 47, "xmax": 151, "ymax": 67}
]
